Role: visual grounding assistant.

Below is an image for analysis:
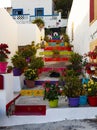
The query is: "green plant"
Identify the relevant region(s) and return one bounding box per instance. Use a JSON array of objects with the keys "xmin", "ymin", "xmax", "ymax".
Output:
[
  {"xmin": 63, "ymin": 34, "xmax": 70, "ymax": 43},
  {"xmin": 11, "ymin": 53, "xmax": 27, "ymax": 69},
  {"xmin": 24, "ymin": 68, "xmax": 38, "ymax": 80},
  {"xmin": 69, "ymin": 52, "xmax": 83, "ymax": 75},
  {"xmin": 7, "ymin": 65, "xmax": 13, "ymax": 73},
  {"xmin": 52, "ymin": 49, "xmax": 60, "ymax": 57},
  {"xmin": 43, "ymin": 81, "xmax": 62, "ymax": 101},
  {"xmin": 32, "ymin": 18, "xmax": 44, "ymax": 29},
  {"xmin": 19, "ymin": 44, "xmax": 36, "ymax": 59},
  {"xmin": 62, "ymin": 69, "xmax": 82, "ymax": 97},
  {"xmin": 86, "ymin": 79, "xmax": 97, "ymax": 96},
  {"xmin": 0, "ymin": 43, "xmax": 10, "ymax": 62},
  {"xmin": 29, "ymin": 56, "xmax": 44, "ymax": 69}
]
